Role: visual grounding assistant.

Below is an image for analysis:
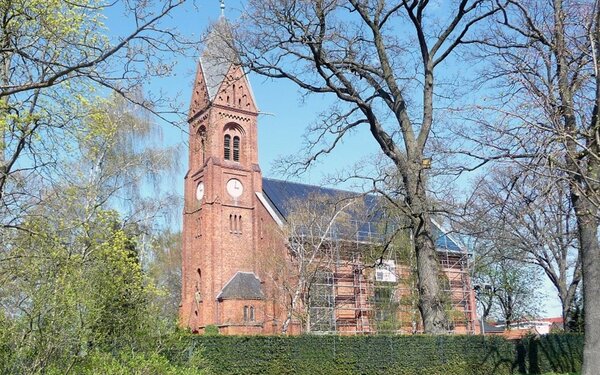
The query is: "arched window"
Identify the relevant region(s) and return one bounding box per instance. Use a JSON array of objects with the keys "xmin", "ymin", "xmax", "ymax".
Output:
[
  {"xmin": 243, "ymin": 305, "xmax": 248, "ymax": 321},
  {"xmin": 233, "ymin": 136, "xmax": 240, "ymax": 162},
  {"xmin": 224, "ymin": 135, "xmax": 231, "ymax": 160},
  {"xmin": 249, "ymin": 306, "xmax": 255, "ymax": 321}
]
